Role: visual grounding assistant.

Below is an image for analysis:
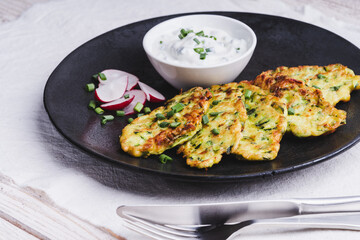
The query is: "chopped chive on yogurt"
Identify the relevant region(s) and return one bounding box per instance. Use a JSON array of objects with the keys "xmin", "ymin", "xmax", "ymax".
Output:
[{"xmin": 154, "ymin": 27, "xmax": 247, "ymax": 65}]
